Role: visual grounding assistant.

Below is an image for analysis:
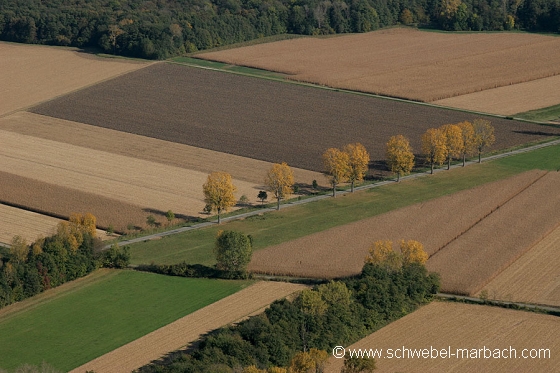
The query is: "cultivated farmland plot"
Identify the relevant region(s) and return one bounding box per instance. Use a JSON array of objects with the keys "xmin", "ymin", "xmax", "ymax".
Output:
[
  {"xmin": 325, "ymin": 302, "xmax": 560, "ymax": 372},
  {"xmin": 0, "ymin": 42, "xmax": 147, "ymax": 116},
  {"xmin": 196, "ymin": 28, "xmax": 560, "ymax": 115},
  {"xmin": 30, "ymin": 63, "xmax": 560, "ymax": 173}
]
